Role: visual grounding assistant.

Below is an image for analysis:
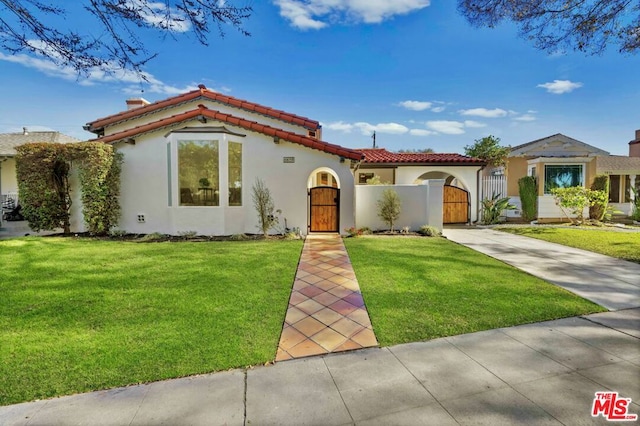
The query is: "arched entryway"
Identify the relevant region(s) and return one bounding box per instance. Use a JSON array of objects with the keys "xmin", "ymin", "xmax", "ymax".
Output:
[
  {"xmin": 307, "ymin": 168, "xmax": 340, "ymax": 232},
  {"xmin": 415, "ymin": 171, "xmax": 471, "ymax": 224}
]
